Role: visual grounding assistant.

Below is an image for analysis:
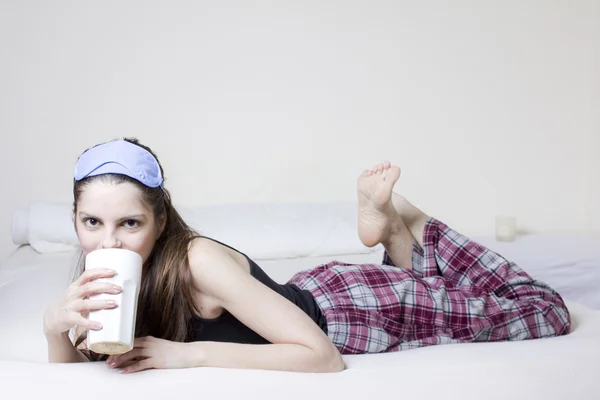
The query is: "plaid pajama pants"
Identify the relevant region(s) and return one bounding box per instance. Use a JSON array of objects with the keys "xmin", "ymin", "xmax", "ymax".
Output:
[{"xmin": 287, "ymin": 217, "xmax": 571, "ymax": 354}]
